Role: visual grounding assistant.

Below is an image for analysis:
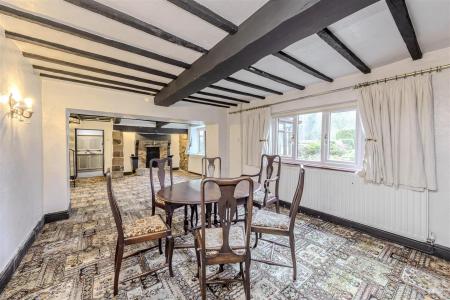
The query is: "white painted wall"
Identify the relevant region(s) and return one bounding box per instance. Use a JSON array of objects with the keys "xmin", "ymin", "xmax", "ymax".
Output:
[
  {"xmin": 228, "ymin": 47, "xmax": 450, "ymax": 247},
  {"xmin": 123, "ymin": 132, "xmax": 136, "ymax": 173},
  {"xmin": 0, "ymin": 30, "xmax": 43, "ymax": 272},
  {"xmin": 41, "ymin": 79, "xmax": 228, "ymax": 214}
]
